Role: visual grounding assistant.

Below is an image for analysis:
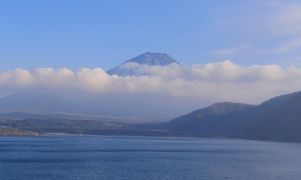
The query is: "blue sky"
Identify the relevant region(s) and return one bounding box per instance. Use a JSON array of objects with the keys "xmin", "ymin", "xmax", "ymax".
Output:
[{"xmin": 0, "ymin": 0, "xmax": 301, "ymax": 70}]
